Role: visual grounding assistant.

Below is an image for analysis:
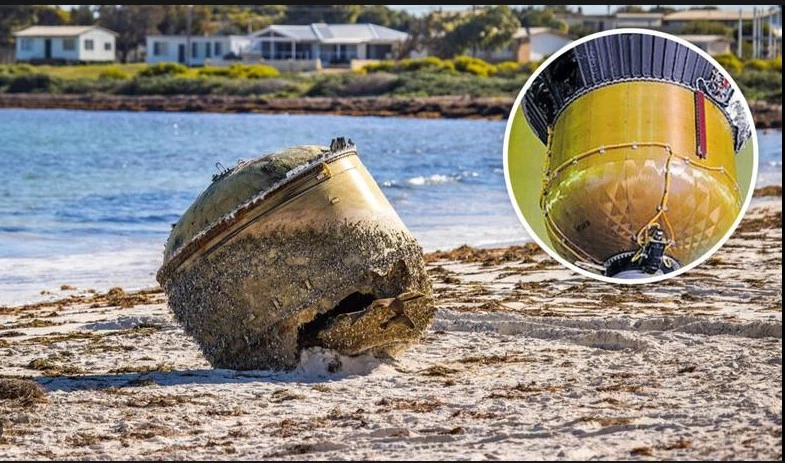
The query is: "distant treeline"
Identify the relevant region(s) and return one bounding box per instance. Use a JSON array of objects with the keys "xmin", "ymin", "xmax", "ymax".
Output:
[{"xmin": 2, "ymin": 5, "xmax": 766, "ymax": 63}]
